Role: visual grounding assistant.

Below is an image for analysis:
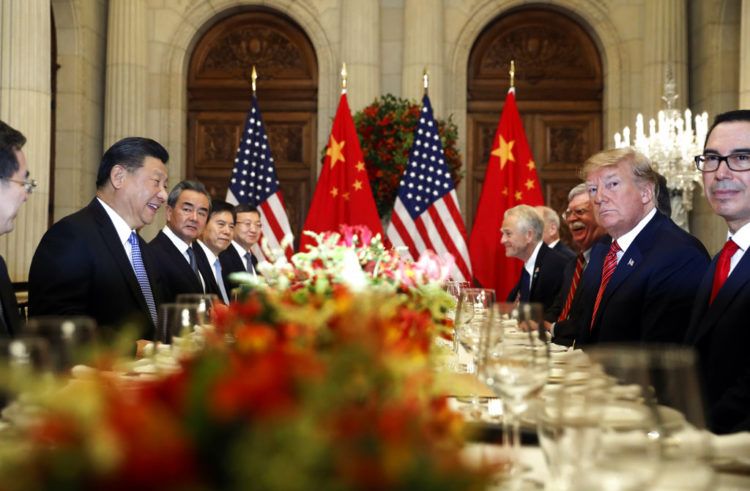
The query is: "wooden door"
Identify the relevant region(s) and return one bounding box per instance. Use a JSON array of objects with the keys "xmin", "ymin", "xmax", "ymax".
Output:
[
  {"xmin": 467, "ymin": 8, "xmax": 603, "ymax": 244},
  {"xmin": 187, "ymin": 9, "xmax": 318, "ymax": 243}
]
